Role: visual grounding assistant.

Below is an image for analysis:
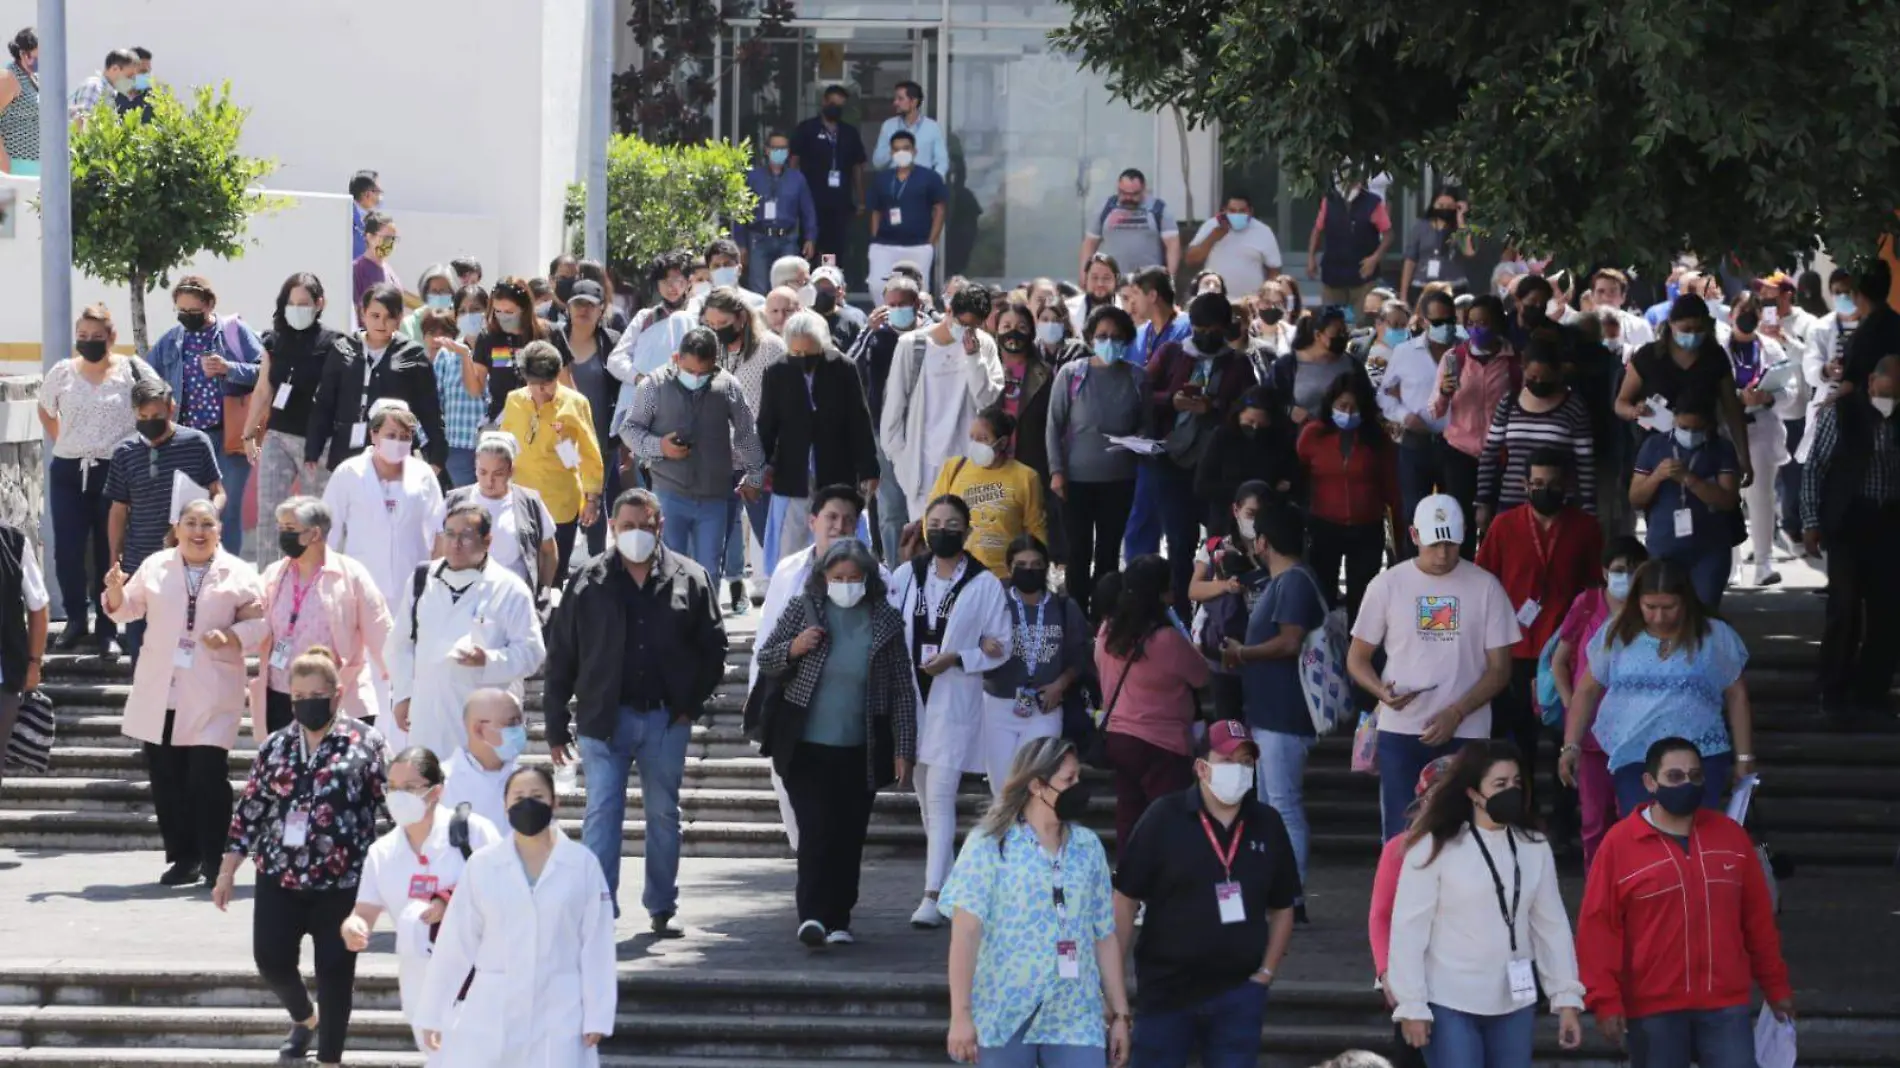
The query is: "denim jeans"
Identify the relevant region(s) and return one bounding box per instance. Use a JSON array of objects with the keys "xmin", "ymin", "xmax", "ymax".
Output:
[
  {"xmin": 583, "ymin": 458, "xmax": 623, "ymax": 557},
  {"xmin": 980, "ymin": 1016, "xmax": 1107, "ymax": 1068},
  {"xmin": 213, "ymin": 445, "xmax": 252, "ymax": 556},
  {"xmin": 1378, "ymin": 730, "xmax": 1460, "ymax": 841},
  {"xmin": 1612, "ymin": 752, "xmax": 1732, "ymax": 818},
  {"xmin": 1626, "ymin": 1004, "xmax": 1756, "ymax": 1068},
  {"xmin": 747, "ymin": 234, "xmax": 799, "ymax": 295},
  {"xmin": 656, "ymin": 489, "xmax": 731, "ymax": 586},
  {"xmin": 48, "ymin": 457, "xmax": 116, "ymax": 639},
  {"xmin": 1252, "ymin": 729, "xmax": 1315, "ymax": 895},
  {"xmin": 577, "ymin": 705, "xmax": 692, "ymax": 918},
  {"xmin": 874, "ymin": 443, "xmax": 908, "ymax": 567},
  {"xmin": 443, "ymin": 447, "xmax": 477, "ymax": 490},
  {"xmin": 1131, "ymin": 979, "xmax": 1268, "ymax": 1068},
  {"xmin": 722, "ymin": 482, "xmax": 769, "ymax": 586},
  {"xmin": 1394, "ymin": 441, "xmax": 1441, "ymax": 561},
  {"xmin": 1124, "ymin": 463, "xmax": 1161, "ymax": 560},
  {"xmin": 120, "ymin": 619, "xmax": 148, "ymax": 663},
  {"xmin": 1422, "ymin": 1003, "xmax": 1533, "ymax": 1068}
]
